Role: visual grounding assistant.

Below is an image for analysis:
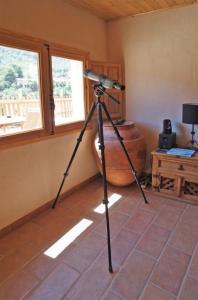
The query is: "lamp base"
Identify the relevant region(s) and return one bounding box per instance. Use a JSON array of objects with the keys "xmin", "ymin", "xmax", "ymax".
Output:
[{"xmin": 185, "ymin": 140, "xmax": 198, "ymax": 151}]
